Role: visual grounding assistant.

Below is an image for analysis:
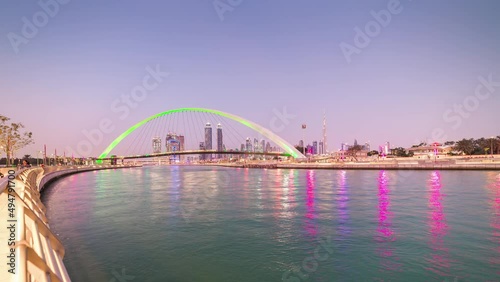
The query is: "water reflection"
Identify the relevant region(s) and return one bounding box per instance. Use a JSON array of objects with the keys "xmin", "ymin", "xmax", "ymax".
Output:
[
  {"xmin": 427, "ymin": 171, "xmax": 449, "ymax": 275},
  {"xmin": 337, "ymin": 170, "xmax": 350, "ymax": 237},
  {"xmin": 272, "ymin": 169, "xmax": 295, "ymax": 221},
  {"xmin": 171, "ymin": 166, "xmax": 180, "ymax": 199},
  {"xmin": 305, "ymin": 170, "xmax": 317, "ymax": 238},
  {"xmin": 376, "ymin": 170, "xmax": 400, "ymax": 272},
  {"xmin": 488, "ymin": 173, "xmax": 500, "ymax": 272}
]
